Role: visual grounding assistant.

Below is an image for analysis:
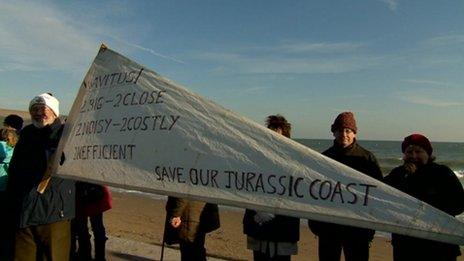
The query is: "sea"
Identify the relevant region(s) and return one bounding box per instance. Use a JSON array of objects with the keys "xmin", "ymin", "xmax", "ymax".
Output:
[{"xmin": 295, "ymin": 139, "xmax": 464, "ymax": 184}]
